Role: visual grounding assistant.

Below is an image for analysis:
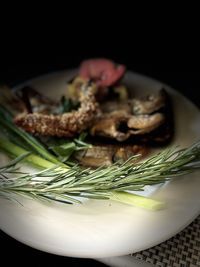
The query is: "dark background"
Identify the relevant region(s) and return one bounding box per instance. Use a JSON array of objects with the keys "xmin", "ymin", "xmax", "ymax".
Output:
[
  {"xmin": 0, "ymin": 54, "xmax": 199, "ymax": 266},
  {"xmin": 0, "ymin": 8, "xmax": 199, "ymax": 265}
]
